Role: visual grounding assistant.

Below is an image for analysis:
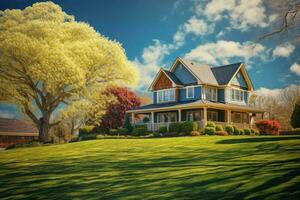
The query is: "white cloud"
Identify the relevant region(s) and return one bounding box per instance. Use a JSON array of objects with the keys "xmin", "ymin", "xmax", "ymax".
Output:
[
  {"xmin": 0, "ymin": 110, "xmax": 15, "ymax": 119},
  {"xmin": 255, "ymin": 84, "xmax": 299, "ymax": 99},
  {"xmin": 185, "ymin": 40, "xmax": 266, "ymax": 66},
  {"xmin": 290, "ymin": 62, "xmax": 300, "ymax": 76},
  {"xmin": 173, "ymin": 16, "xmax": 214, "ymax": 47},
  {"xmin": 273, "ymin": 43, "xmax": 295, "ymax": 57},
  {"xmin": 202, "ymin": 0, "xmax": 277, "ymax": 31},
  {"xmin": 134, "ymin": 40, "xmax": 173, "ymax": 91}
]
